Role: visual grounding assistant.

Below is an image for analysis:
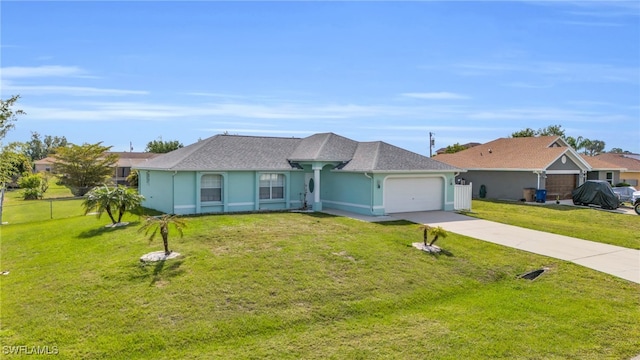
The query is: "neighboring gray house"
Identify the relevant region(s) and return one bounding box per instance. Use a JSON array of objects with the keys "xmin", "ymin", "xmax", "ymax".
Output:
[
  {"xmin": 580, "ymin": 155, "xmax": 625, "ymax": 186},
  {"xmin": 134, "ymin": 133, "xmax": 462, "ymax": 216},
  {"xmin": 592, "ymin": 153, "xmax": 640, "ymax": 186},
  {"xmin": 434, "ymin": 136, "xmax": 592, "ymax": 200}
]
